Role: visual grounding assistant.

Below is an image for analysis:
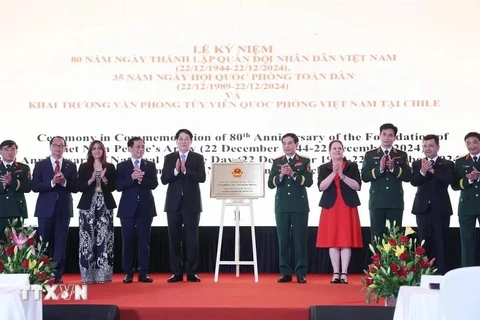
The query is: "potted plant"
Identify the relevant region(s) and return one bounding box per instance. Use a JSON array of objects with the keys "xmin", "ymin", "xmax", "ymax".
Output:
[
  {"xmin": 361, "ymin": 220, "xmax": 437, "ymax": 306},
  {"xmin": 0, "ymin": 218, "xmax": 55, "ymax": 288}
]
